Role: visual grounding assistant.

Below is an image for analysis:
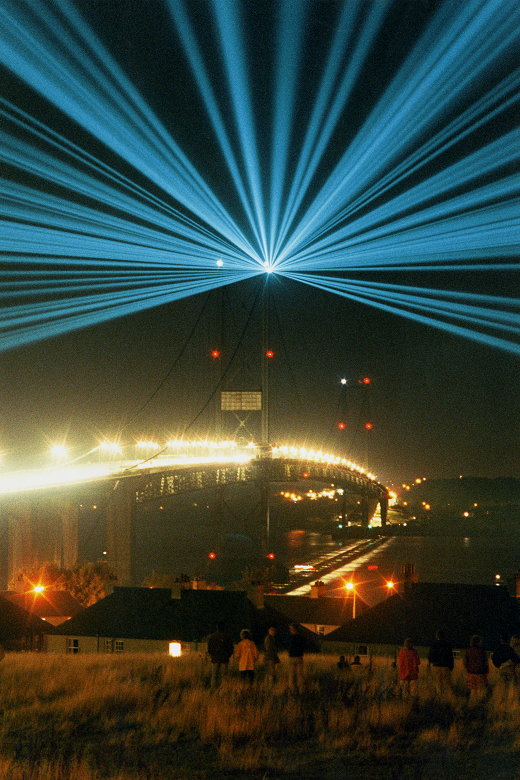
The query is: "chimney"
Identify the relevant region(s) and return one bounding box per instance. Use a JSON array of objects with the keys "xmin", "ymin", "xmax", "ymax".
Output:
[
  {"xmin": 171, "ymin": 575, "xmax": 192, "ymax": 599},
  {"xmin": 104, "ymin": 576, "xmax": 120, "ymax": 597},
  {"xmin": 310, "ymin": 581, "xmax": 327, "ymax": 598},
  {"xmin": 247, "ymin": 584, "xmax": 264, "ymax": 610},
  {"xmin": 401, "ymin": 564, "xmax": 417, "ymax": 595},
  {"xmin": 14, "ymin": 573, "xmax": 25, "ymax": 594}
]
